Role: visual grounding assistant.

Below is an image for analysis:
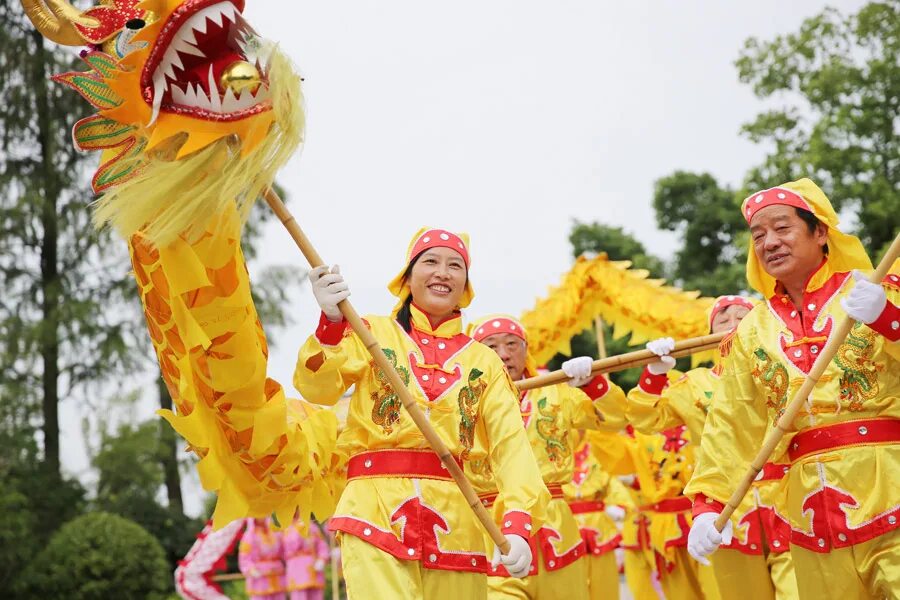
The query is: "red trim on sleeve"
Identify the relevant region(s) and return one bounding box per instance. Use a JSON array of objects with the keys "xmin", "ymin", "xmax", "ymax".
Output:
[
  {"xmin": 580, "ymin": 374, "xmax": 610, "ymax": 400},
  {"xmin": 692, "ymin": 494, "xmax": 725, "ymax": 519},
  {"xmin": 500, "ymin": 511, "xmax": 532, "ymax": 540},
  {"xmin": 867, "ymin": 300, "xmax": 900, "ymax": 342},
  {"xmin": 637, "ymin": 367, "xmax": 668, "ymax": 395},
  {"xmin": 315, "ymin": 311, "xmax": 348, "ymax": 346}
]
